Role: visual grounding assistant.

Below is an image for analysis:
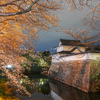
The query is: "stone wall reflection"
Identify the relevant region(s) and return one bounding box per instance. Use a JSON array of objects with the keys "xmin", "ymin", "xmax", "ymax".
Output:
[{"xmin": 49, "ymin": 78, "xmax": 100, "ymax": 100}]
